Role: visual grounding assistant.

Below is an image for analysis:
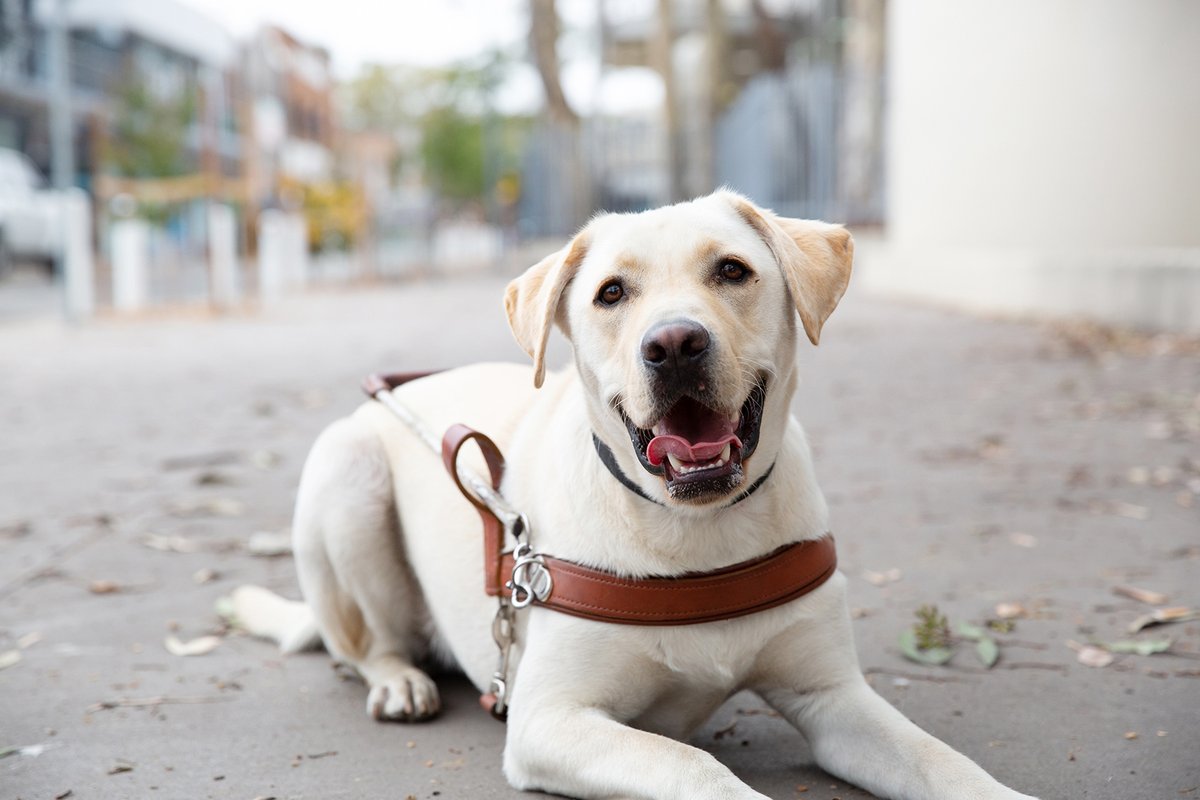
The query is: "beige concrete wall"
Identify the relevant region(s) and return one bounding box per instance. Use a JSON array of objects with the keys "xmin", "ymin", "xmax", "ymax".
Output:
[{"xmin": 867, "ymin": 1, "xmax": 1200, "ymax": 331}]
